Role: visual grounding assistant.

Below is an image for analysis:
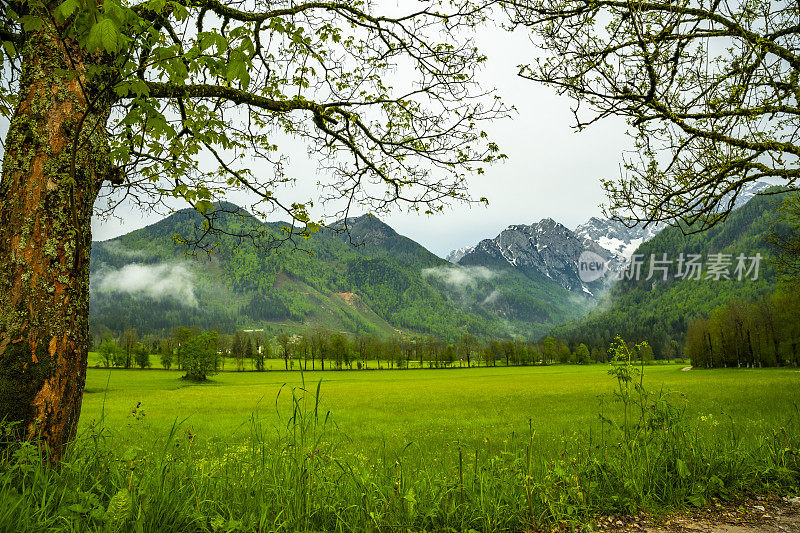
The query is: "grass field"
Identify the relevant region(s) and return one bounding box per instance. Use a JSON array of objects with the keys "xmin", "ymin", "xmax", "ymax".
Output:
[
  {"xmin": 80, "ymin": 364, "xmax": 800, "ymax": 456},
  {"xmin": 3, "ymin": 363, "xmax": 800, "ymax": 532}
]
